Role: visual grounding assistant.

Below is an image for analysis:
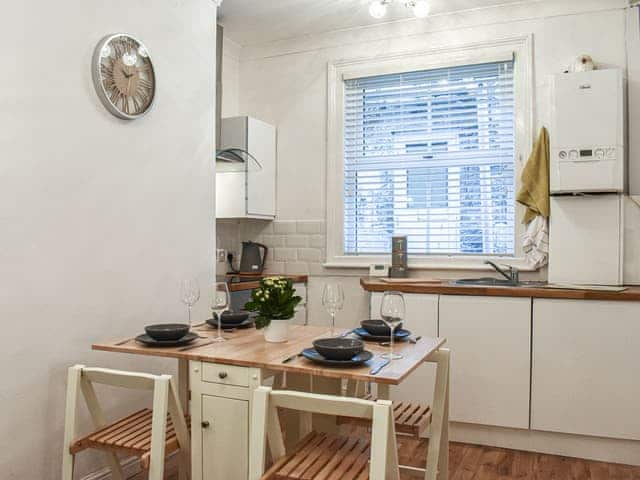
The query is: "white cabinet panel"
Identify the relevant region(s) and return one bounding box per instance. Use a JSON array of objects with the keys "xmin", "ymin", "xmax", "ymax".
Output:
[
  {"xmin": 247, "ymin": 117, "xmax": 276, "ymax": 217},
  {"xmin": 532, "ymin": 299, "xmax": 640, "ymax": 440},
  {"xmin": 439, "ymin": 295, "xmax": 531, "ymax": 428},
  {"xmin": 201, "ymin": 395, "xmax": 249, "ymax": 479},
  {"xmin": 216, "ymin": 116, "xmax": 276, "ymax": 219},
  {"xmin": 371, "ymin": 292, "xmax": 438, "ymax": 405}
]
